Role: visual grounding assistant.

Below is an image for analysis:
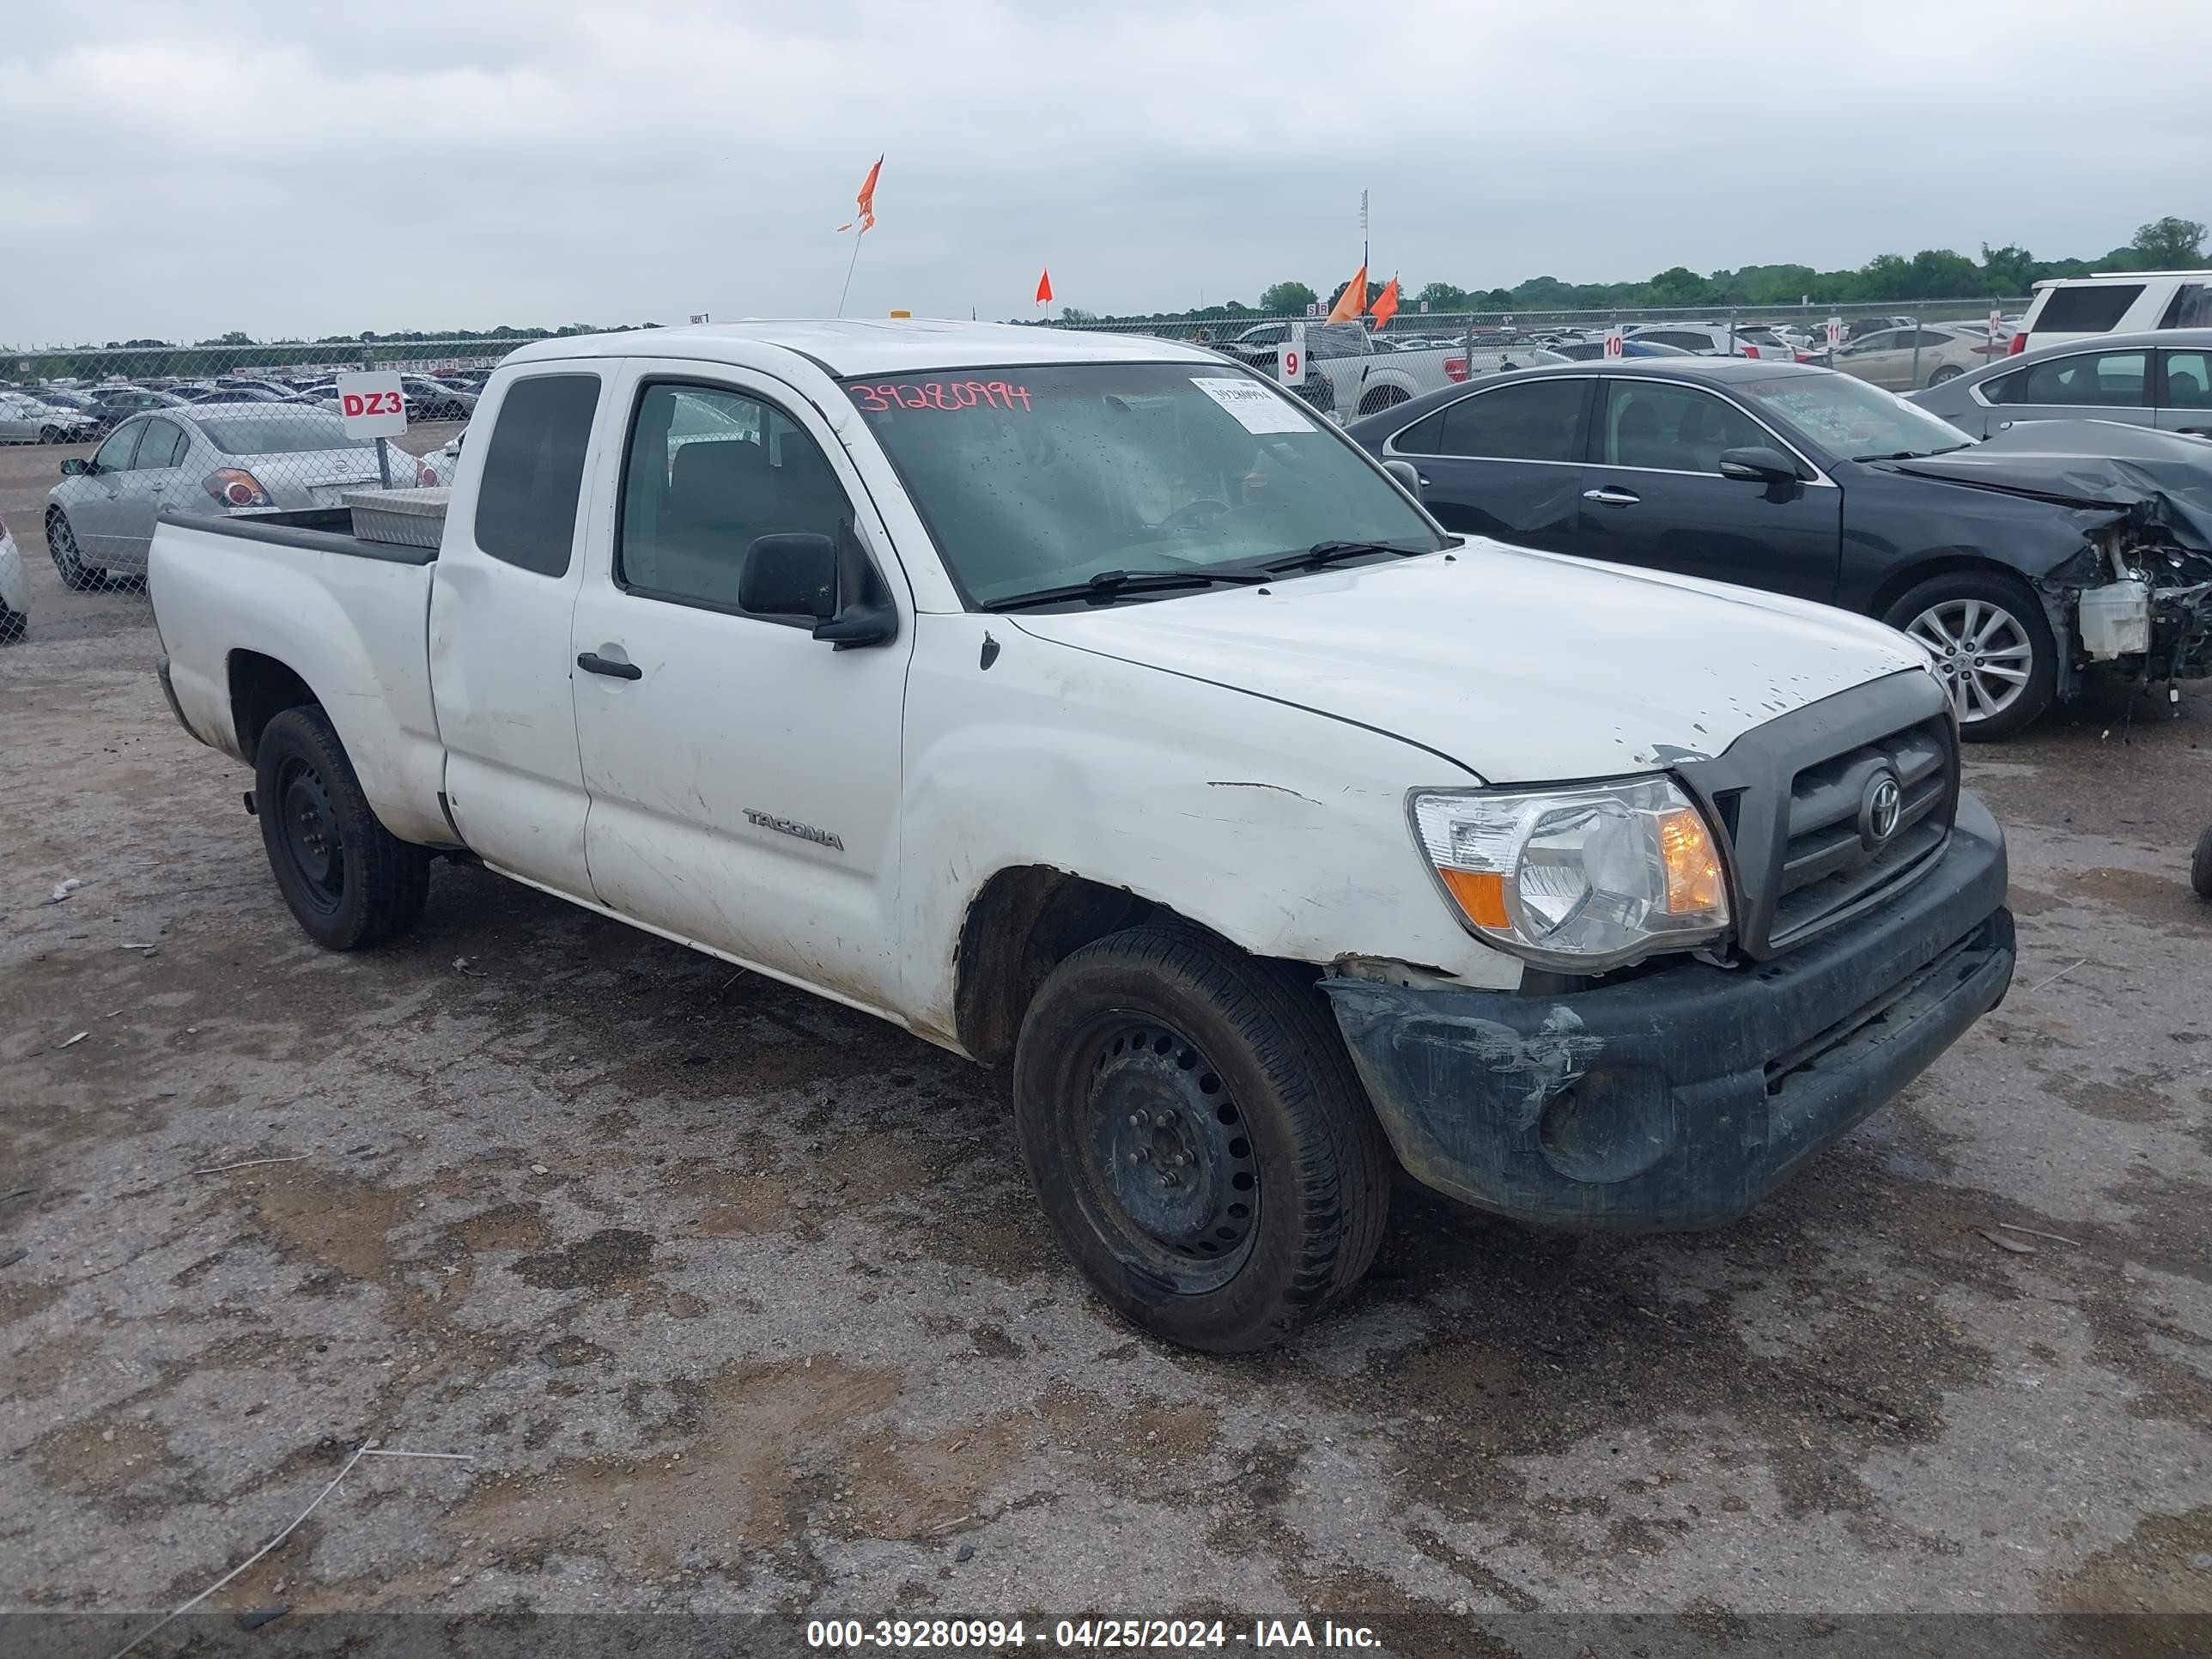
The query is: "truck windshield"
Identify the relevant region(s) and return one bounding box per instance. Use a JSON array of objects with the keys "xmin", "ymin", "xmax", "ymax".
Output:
[{"xmin": 842, "ymin": 362, "xmax": 1443, "ymax": 608}]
